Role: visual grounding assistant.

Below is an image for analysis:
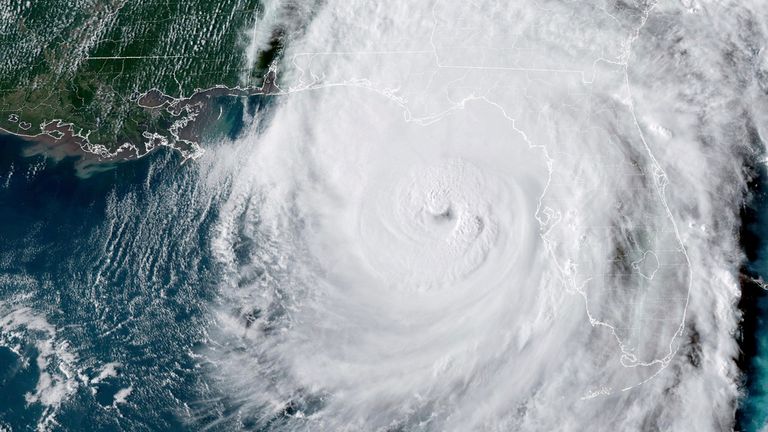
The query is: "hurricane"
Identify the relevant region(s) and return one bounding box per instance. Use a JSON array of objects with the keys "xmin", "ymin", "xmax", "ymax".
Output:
[
  {"xmin": 2, "ymin": 0, "xmax": 768, "ymax": 430},
  {"xmin": 198, "ymin": 0, "xmax": 767, "ymax": 430}
]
